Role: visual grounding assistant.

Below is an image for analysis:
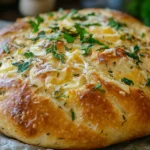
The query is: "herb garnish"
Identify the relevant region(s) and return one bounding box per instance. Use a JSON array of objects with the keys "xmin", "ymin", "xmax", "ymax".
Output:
[
  {"xmin": 121, "ymin": 77, "xmax": 134, "ymax": 86},
  {"xmin": 55, "ymin": 93, "xmax": 67, "ymax": 99},
  {"xmin": 141, "ymin": 32, "xmax": 145, "ymax": 38},
  {"xmin": 47, "ymin": 31, "xmax": 61, "ymax": 41},
  {"xmin": 93, "ymin": 83, "xmax": 106, "ymax": 93},
  {"xmin": 75, "ymin": 24, "xmax": 88, "ymax": 40},
  {"xmin": 75, "ymin": 24, "xmax": 109, "ymax": 49},
  {"xmin": 0, "ymin": 62, "xmax": 2, "ymax": 67},
  {"xmin": 72, "ymin": 14, "xmax": 87, "ymax": 21},
  {"xmin": 28, "ymin": 15, "xmax": 44, "ymax": 33},
  {"xmin": 81, "ymin": 44, "xmax": 93, "ymax": 56},
  {"xmin": 30, "ymin": 31, "xmax": 46, "ymax": 42},
  {"xmin": 65, "ymin": 46, "xmax": 72, "ymax": 51},
  {"xmin": 2, "ymin": 43, "xmax": 9, "ymax": 53},
  {"xmin": 12, "ymin": 61, "xmax": 30, "ymax": 73},
  {"xmin": 63, "ymin": 32, "xmax": 75, "ymax": 43},
  {"xmin": 108, "ymin": 18, "xmax": 126, "ymax": 30},
  {"xmin": 49, "ymin": 24, "xmax": 59, "ymax": 32},
  {"xmin": 82, "ymin": 34, "xmax": 109, "ymax": 48},
  {"xmin": 68, "ymin": 9, "xmax": 78, "ymax": 18},
  {"xmin": 82, "ymin": 22, "xmax": 101, "ymax": 27},
  {"xmin": 48, "ymin": 12, "xmax": 54, "ymax": 17},
  {"xmin": 146, "ymin": 78, "xmax": 150, "ymax": 86},
  {"xmin": 0, "ymin": 91, "xmax": 5, "ymax": 95},
  {"xmin": 24, "ymin": 52, "xmax": 34, "ymax": 58},
  {"xmin": 46, "ymin": 43, "xmax": 65, "ymax": 62},
  {"xmin": 87, "ymin": 12, "xmax": 96, "ymax": 16},
  {"xmin": 125, "ymin": 45, "xmax": 141, "ymax": 65},
  {"xmin": 70, "ymin": 108, "xmax": 75, "ymax": 121}
]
